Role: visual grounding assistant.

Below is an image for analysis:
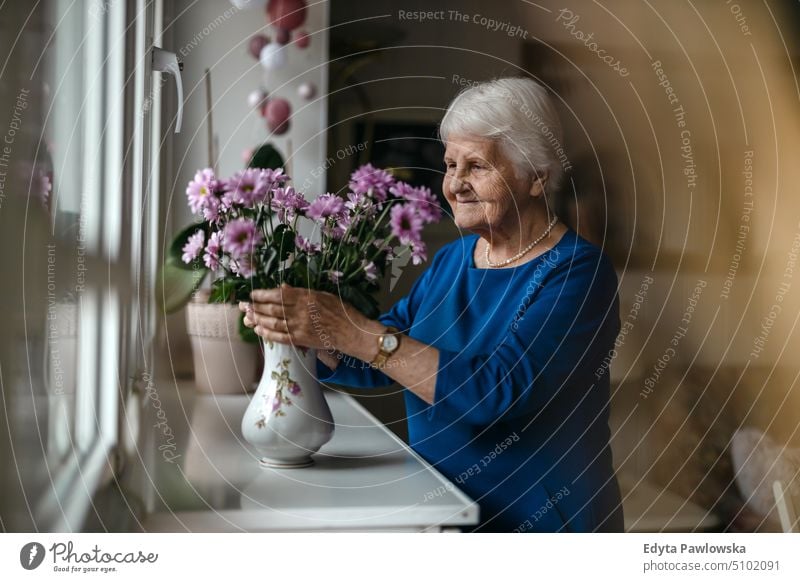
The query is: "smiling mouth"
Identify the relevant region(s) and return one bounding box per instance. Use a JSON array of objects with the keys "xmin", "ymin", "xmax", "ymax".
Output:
[{"xmin": 456, "ymin": 198, "xmax": 480, "ymax": 204}]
